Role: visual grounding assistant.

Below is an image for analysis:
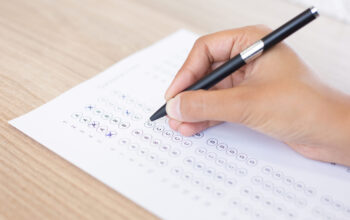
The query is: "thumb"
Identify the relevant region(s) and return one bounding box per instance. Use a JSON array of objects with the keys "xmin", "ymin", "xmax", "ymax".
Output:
[{"xmin": 166, "ymin": 88, "xmax": 249, "ymax": 123}]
